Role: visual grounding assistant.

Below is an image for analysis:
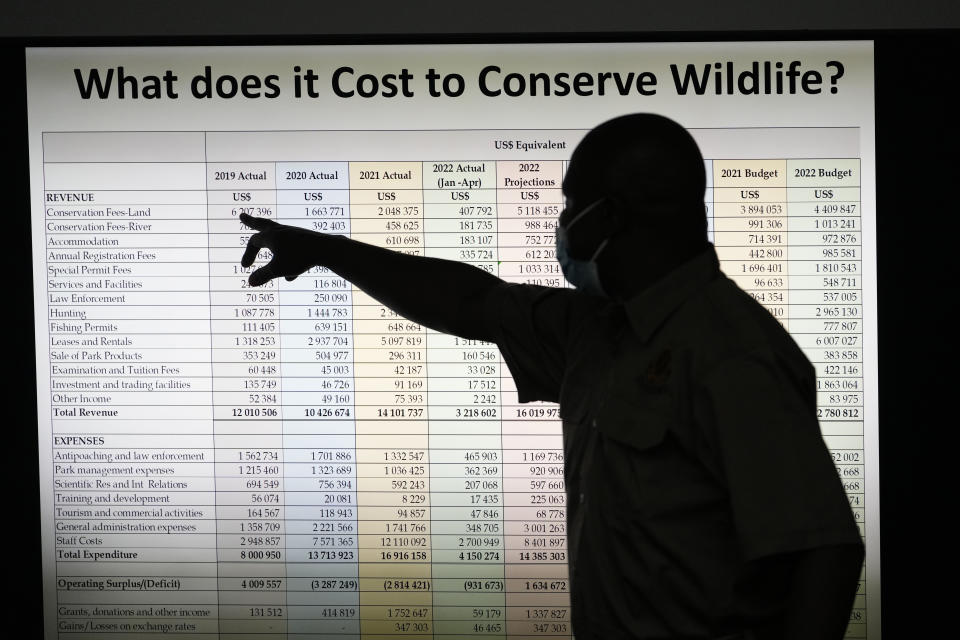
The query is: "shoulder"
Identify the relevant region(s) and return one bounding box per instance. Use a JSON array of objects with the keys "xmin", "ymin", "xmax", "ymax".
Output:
[
  {"xmin": 486, "ymin": 282, "xmax": 608, "ymax": 332},
  {"xmin": 680, "ymin": 274, "xmax": 813, "ymax": 383},
  {"xmin": 485, "ymin": 283, "xmax": 612, "ymax": 403}
]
